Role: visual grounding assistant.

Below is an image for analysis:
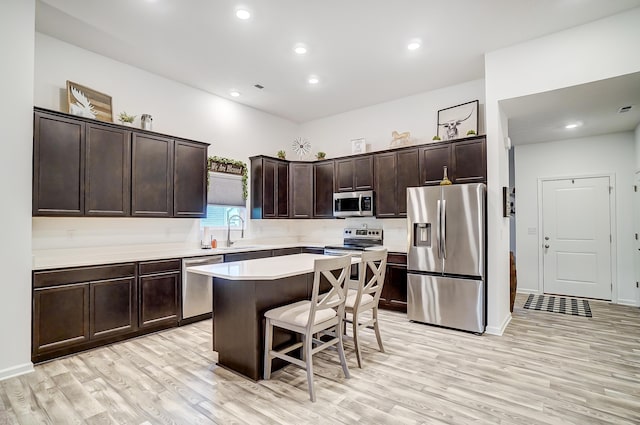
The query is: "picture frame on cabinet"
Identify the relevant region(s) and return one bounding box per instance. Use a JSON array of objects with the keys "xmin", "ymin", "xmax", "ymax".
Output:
[
  {"xmin": 437, "ymin": 100, "xmax": 478, "ymax": 141},
  {"xmin": 66, "ymin": 80, "xmax": 113, "ymax": 123},
  {"xmin": 351, "ymin": 138, "xmax": 366, "ymax": 154}
]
